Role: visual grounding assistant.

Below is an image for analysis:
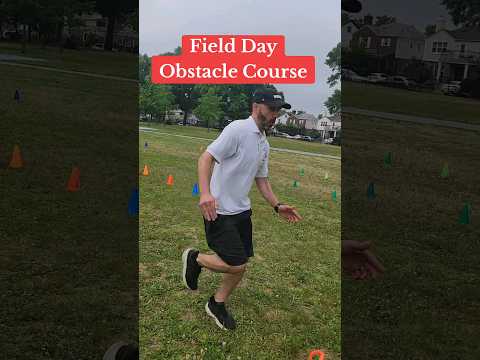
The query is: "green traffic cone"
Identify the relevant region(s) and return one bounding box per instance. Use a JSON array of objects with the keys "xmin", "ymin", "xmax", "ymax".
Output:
[
  {"xmin": 440, "ymin": 163, "xmax": 449, "ymax": 178},
  {"xmin": 331, "ymin": 190, "xmax": 337, "ymax": 202},
  {"xmin": 384, "ymin": 152, "xmax": 392, "ymax": 167},
  {"xmin": 299, "ymin": 168, "xmax": 305, "ymax": 177},
  {"xmin": 293, "ymin": 180, "xmax": 299, "ymax": 188},
  {"xmin": 459, "ymin": 203, "xmax": 471, "ymax": 225}
]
